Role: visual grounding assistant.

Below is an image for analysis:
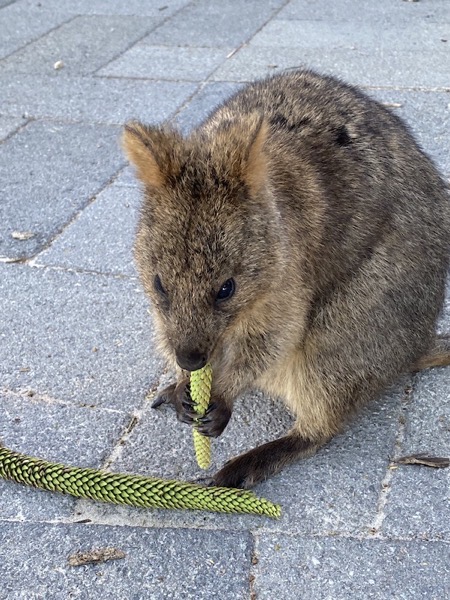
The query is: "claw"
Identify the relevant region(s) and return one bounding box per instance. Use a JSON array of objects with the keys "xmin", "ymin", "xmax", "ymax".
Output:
[
  {"xmin": 151, "ymin": 395, "xmax": 166, "ymax": 409},
  {"xmin": 198, "ymin": 415, "xmax": 213, "ymax": 424},
  {"xmin": 204, "ymin": 402, "xmax": 217, "ymax": 415},
  {"xmin": 151, "ymin": 383, "xmax": 177, "ymax": 409}
]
